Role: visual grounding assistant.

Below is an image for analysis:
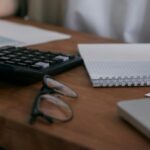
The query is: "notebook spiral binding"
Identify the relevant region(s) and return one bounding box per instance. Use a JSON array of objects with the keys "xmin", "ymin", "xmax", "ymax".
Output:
[{"xmin": 92, "ymin": 76, "xmax": 150, "ymax": 87}]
